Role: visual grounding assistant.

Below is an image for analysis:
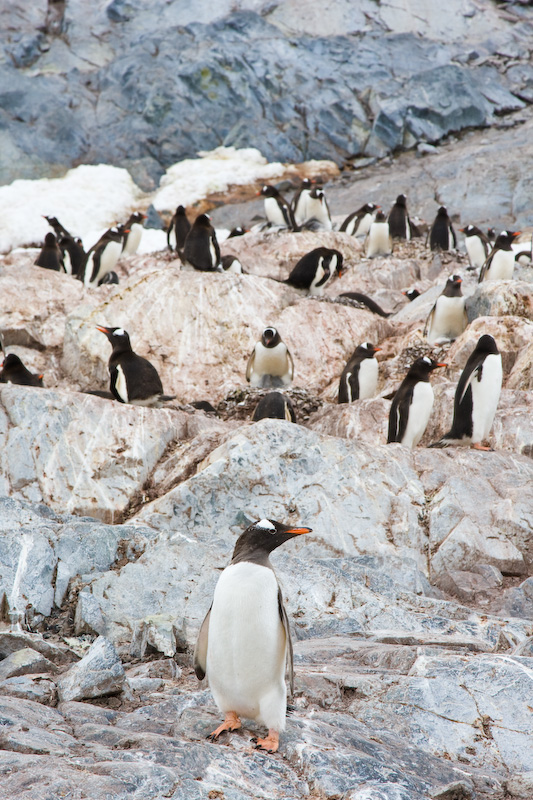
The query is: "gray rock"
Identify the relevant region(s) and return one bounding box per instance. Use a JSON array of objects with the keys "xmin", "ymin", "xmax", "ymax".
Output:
[
  {"xmin": 466, "ymin": 280, "xmax": 533, "ymax": 323},
  {"xmin": 56, "ymin": 636, "xmax": 125, "ymax": 702},
  {"xmin": 0, "ymin": 647, "xmax": 56, "ymax": 681},
  {"xmin": 0, "ymin": 673, "xmax": 57, "ymax": 705},
  {"xmin": 74, "ymin": 592, "xmax": 107, "ymax": 636},
  {"xmin": 0, "ymin": 631, "xmax": 76, "ymax": 665}
]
